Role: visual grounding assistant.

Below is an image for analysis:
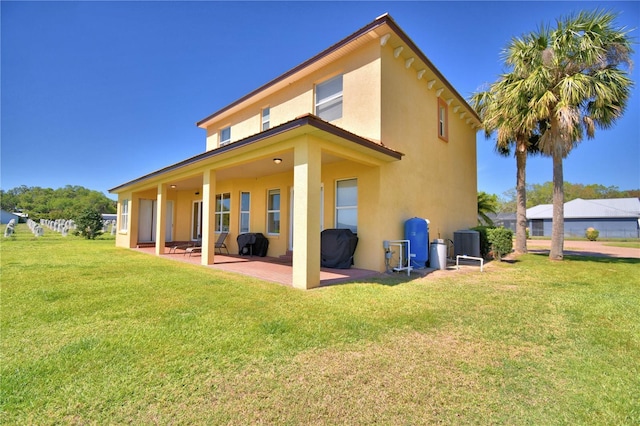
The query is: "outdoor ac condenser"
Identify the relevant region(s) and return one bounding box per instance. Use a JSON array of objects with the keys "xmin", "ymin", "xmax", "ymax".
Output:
[{"xmin": 454, "ymin": 230, "xmax": 480, "ymax": 258}]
